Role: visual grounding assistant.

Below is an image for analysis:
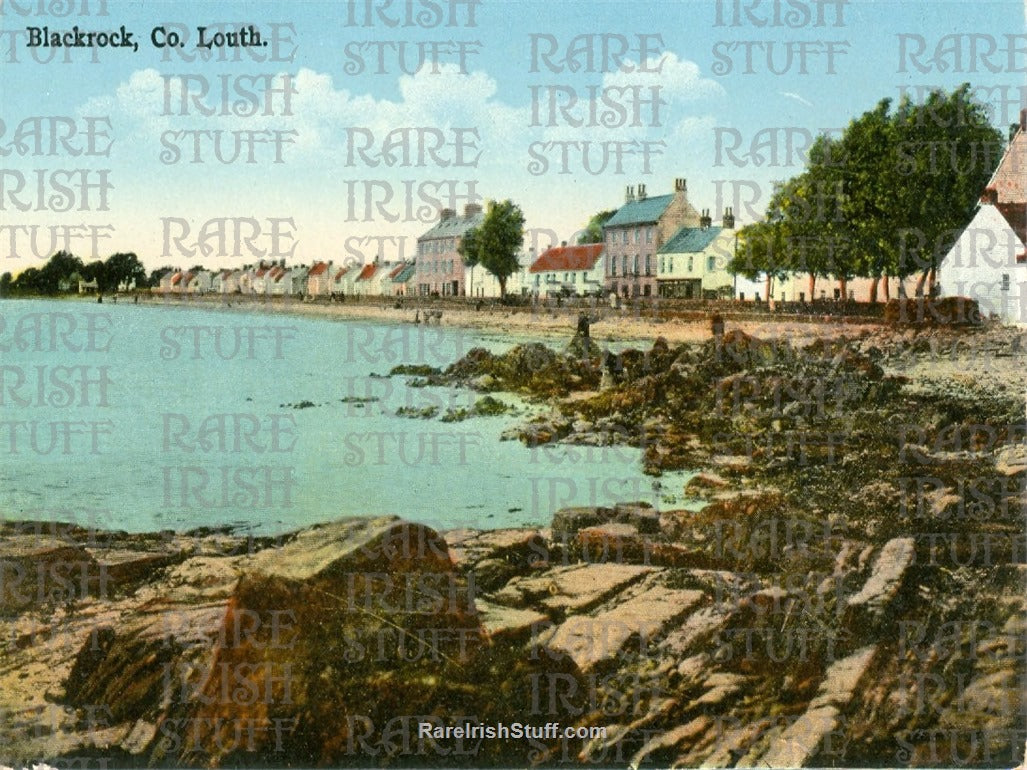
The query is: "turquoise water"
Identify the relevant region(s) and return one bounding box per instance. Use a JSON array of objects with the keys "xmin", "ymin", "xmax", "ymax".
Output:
[{"xmin": 0, "ymin": 299, "xmax": 689, "ymax": 535}]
